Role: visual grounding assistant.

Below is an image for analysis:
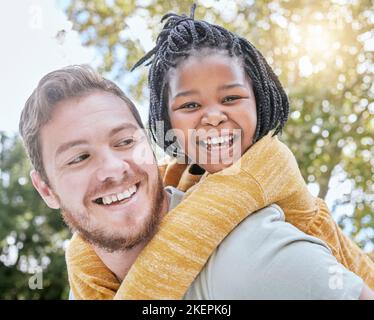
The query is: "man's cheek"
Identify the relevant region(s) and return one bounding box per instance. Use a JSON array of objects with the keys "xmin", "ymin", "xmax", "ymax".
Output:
[
  {"xmin": 132, "ymin": 143, "xmax": 155, "ymax": 166},
  {"xmin": 58, "ymin": 177, "xmax": 85, "ymax": 206}
]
